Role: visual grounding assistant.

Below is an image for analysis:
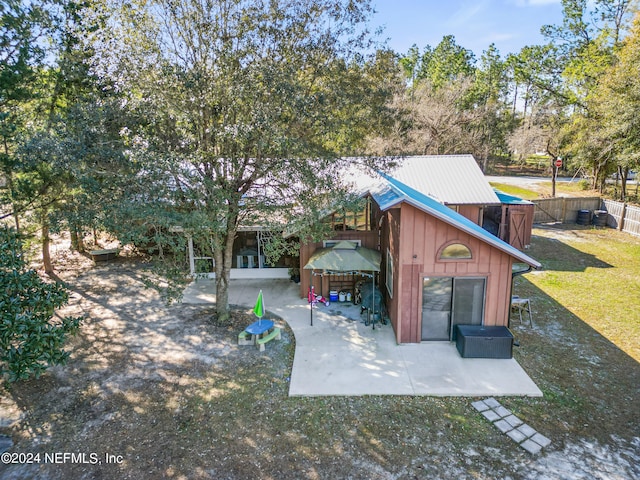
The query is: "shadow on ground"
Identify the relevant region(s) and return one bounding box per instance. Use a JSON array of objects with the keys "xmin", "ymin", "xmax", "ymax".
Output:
[{"xmin": 0, "ymin": 252, "xmax": 638, "ymax": 479}]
